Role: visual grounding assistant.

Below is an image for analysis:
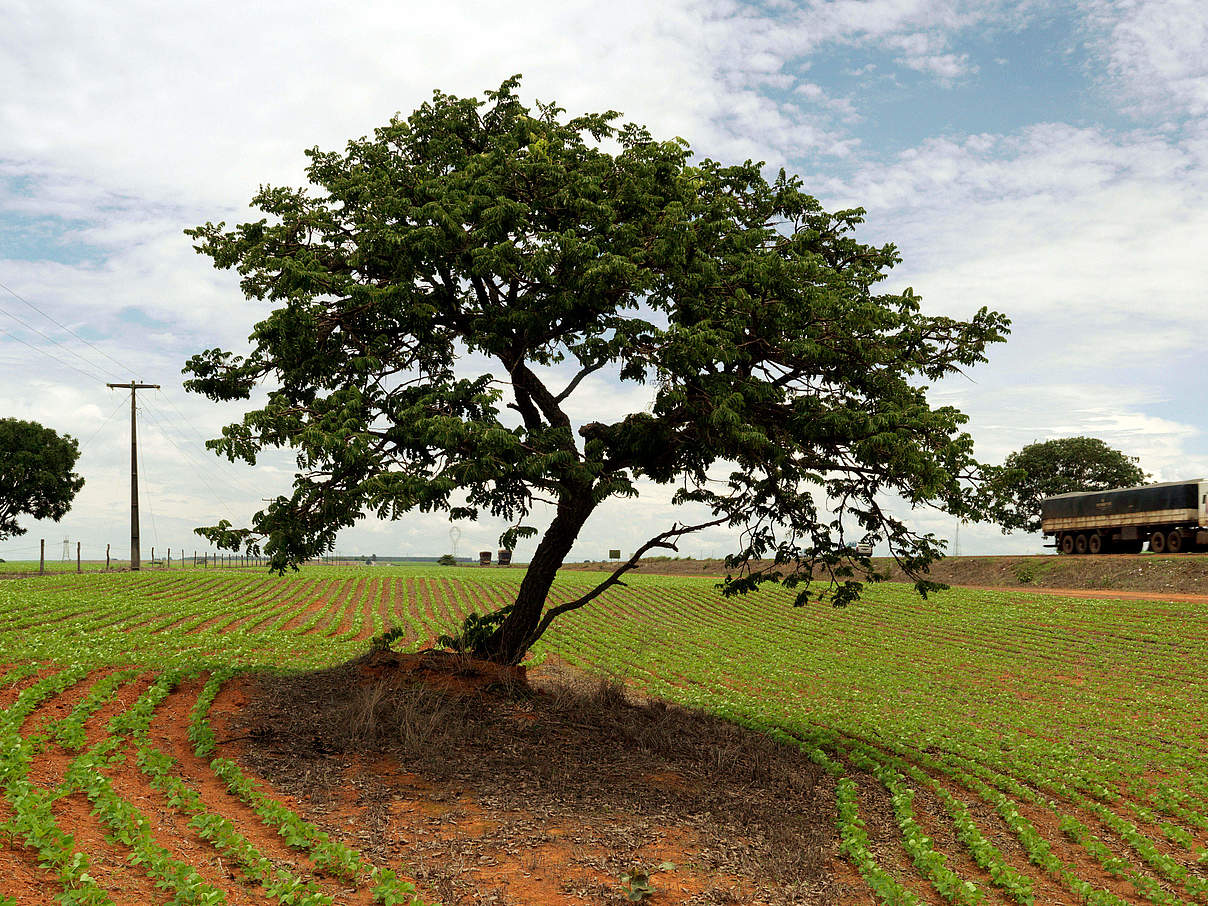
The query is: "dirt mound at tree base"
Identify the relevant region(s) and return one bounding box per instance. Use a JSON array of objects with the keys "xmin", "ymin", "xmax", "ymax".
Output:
[
  {"xmin": 218, "ymin": 653, "xmax": 844, "ymax": 905},
  {"xmin": 569, "ymin": 553, "xmax": 1208, "ymax": 597}
]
